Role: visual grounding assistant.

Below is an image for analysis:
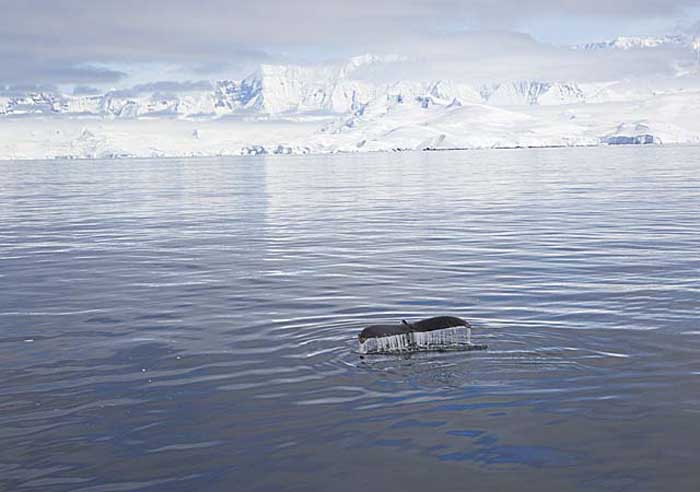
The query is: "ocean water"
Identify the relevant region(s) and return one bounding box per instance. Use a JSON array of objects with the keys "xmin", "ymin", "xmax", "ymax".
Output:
[{"xmin": 1, "ymin": 146, "xmax": 699, "ymax": 491}]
